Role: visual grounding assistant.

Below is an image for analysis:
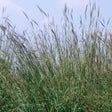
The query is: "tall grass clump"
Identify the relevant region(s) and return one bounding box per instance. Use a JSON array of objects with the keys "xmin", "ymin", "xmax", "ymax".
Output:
[{"xmin": 0, "ymin": 2, "xmax": 112, "ymax": 112}]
